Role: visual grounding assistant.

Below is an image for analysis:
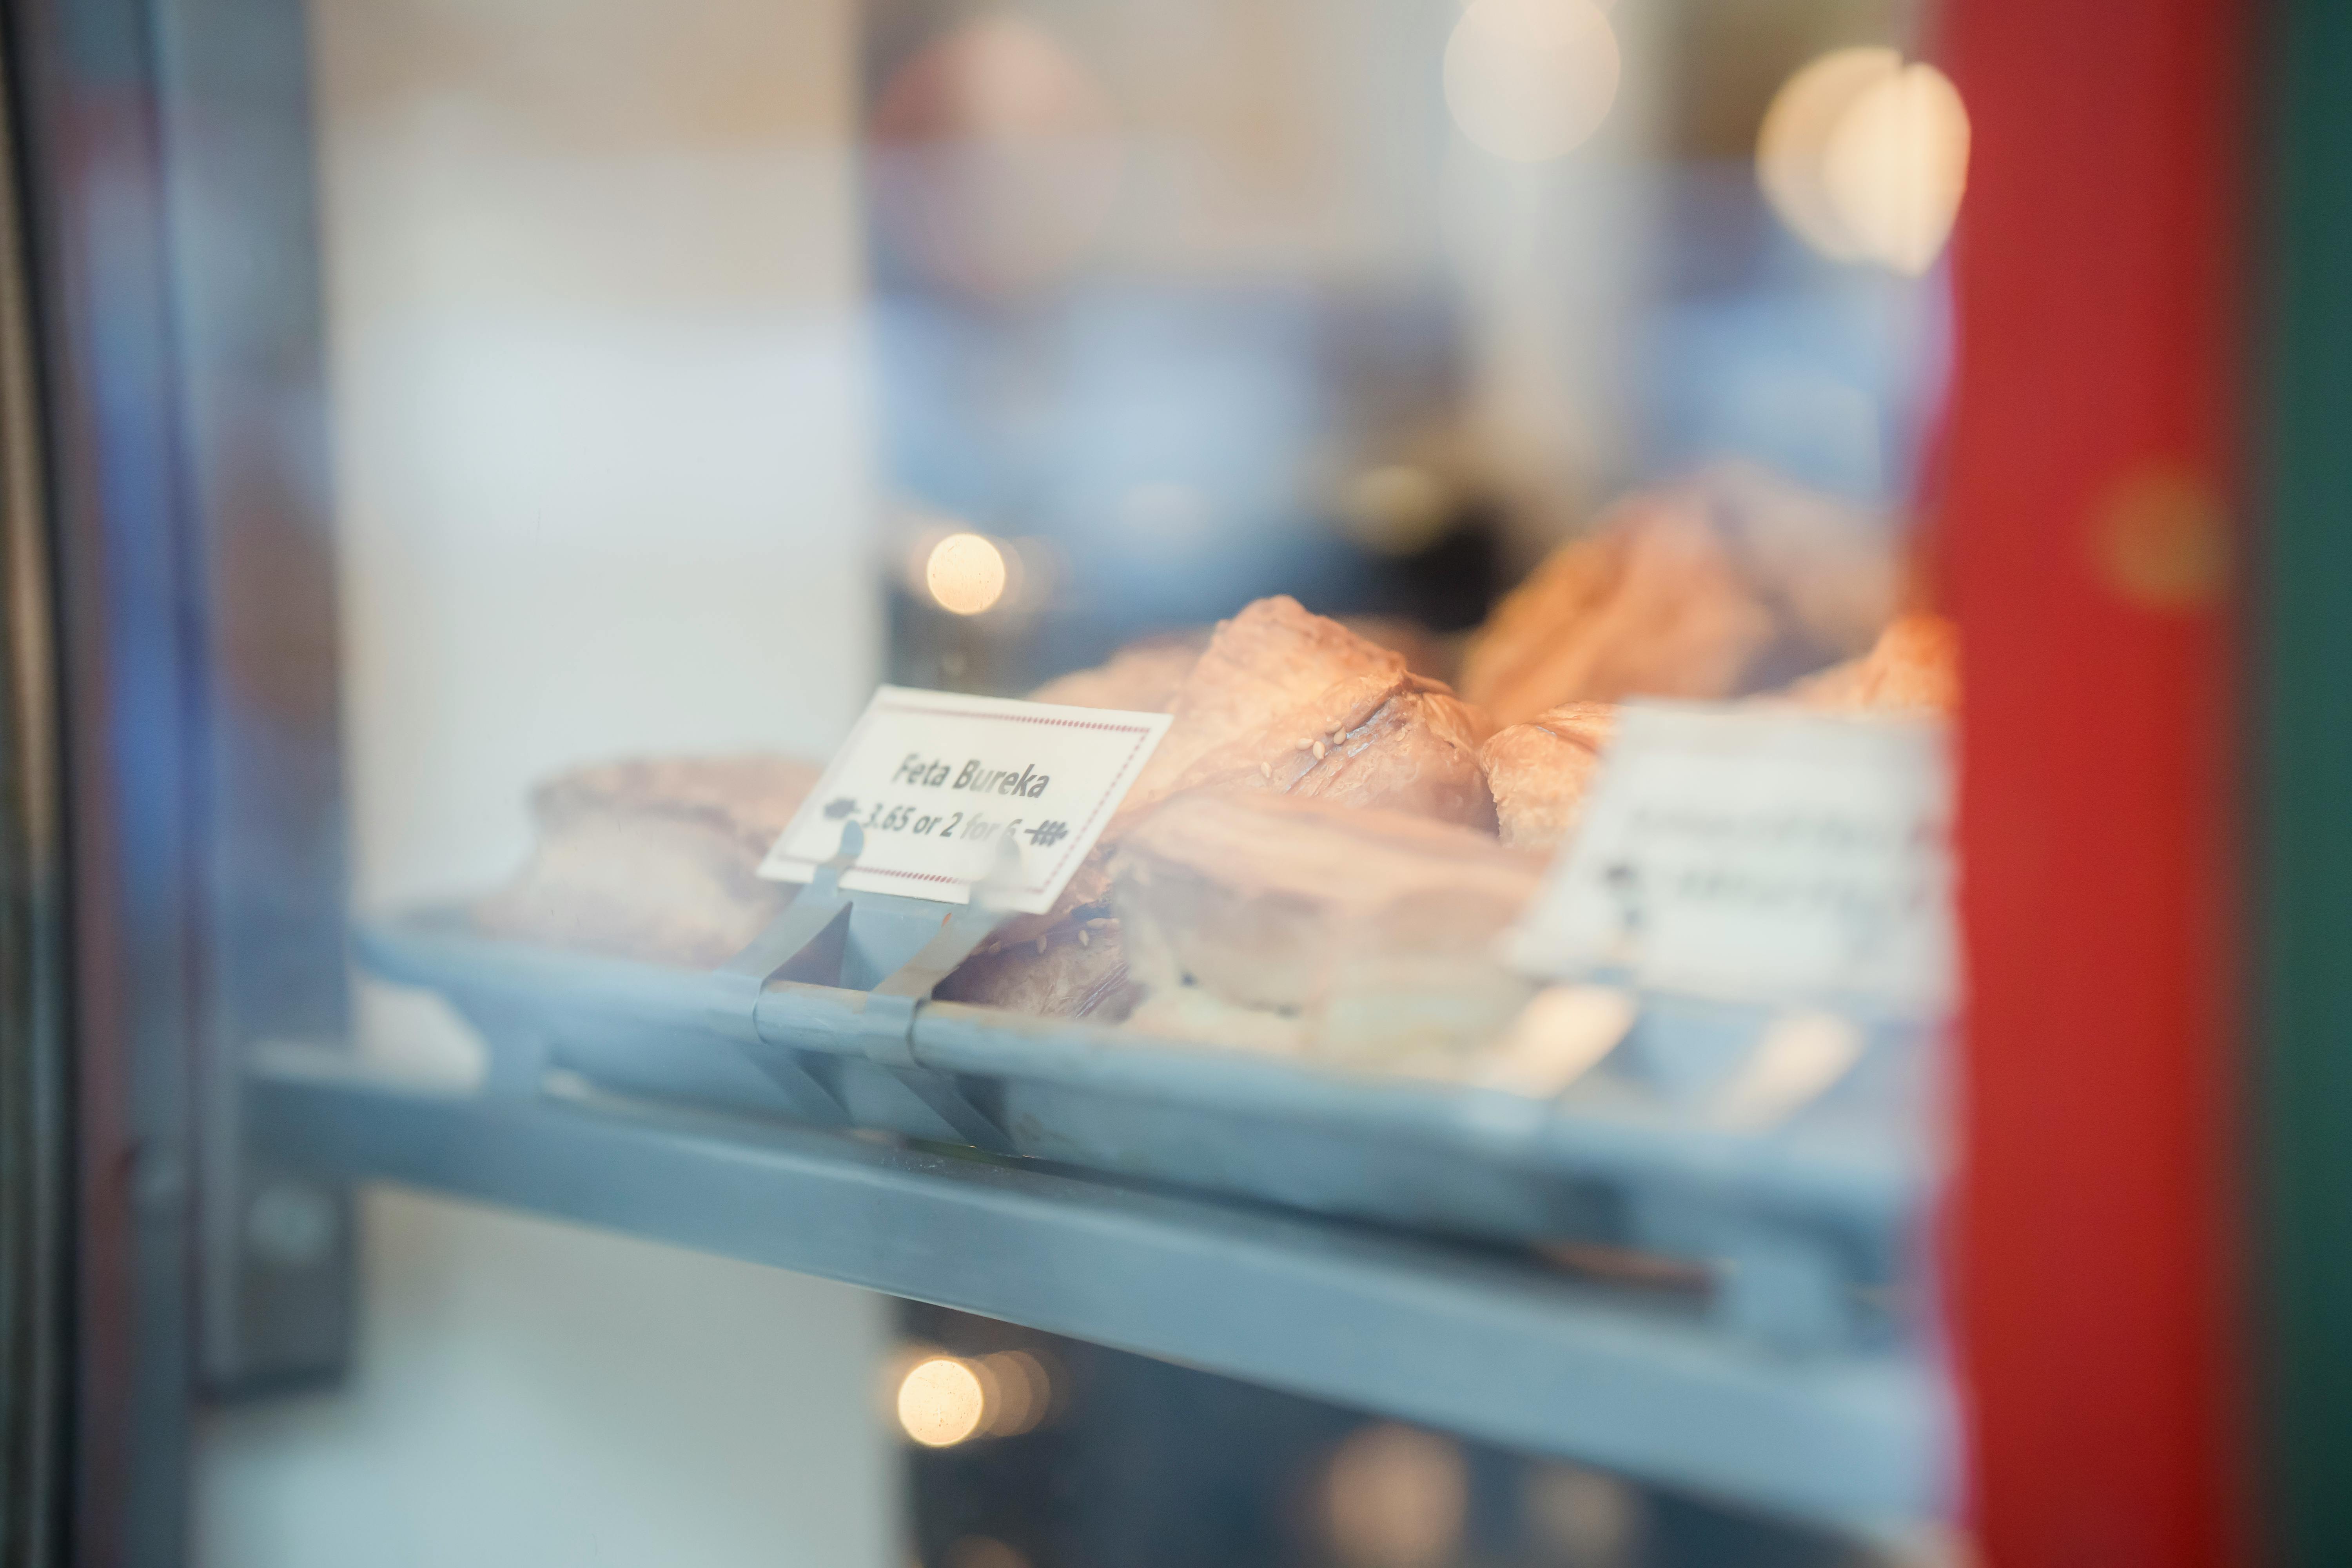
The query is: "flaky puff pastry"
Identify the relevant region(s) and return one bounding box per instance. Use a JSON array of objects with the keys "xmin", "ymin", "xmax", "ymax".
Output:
[
  {"xmin": 475, "ymin": 755, "xmax": 819, "ymax": 968},
  {"xmin": 1480, "ymin": 613, "xmax": 1959, "ymax": 859},
  {"xmin": 1478, "ymin": 702, "xmax": 1616, "ymax": 855},
  {"xmin": 1123, "ymin": 596, "xmax": 1495, "ymax": 828},
  {"xmin": 1782, "ymin": 611, "xmax": 1958, "ymax": 714},
  {"xmin": 981, "ymin": 596, "xmax": 1503, "ymax": 959},
  {"xmin": 1459, "ymin": 467, "xmax": 1895, "ymax": 725}
]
